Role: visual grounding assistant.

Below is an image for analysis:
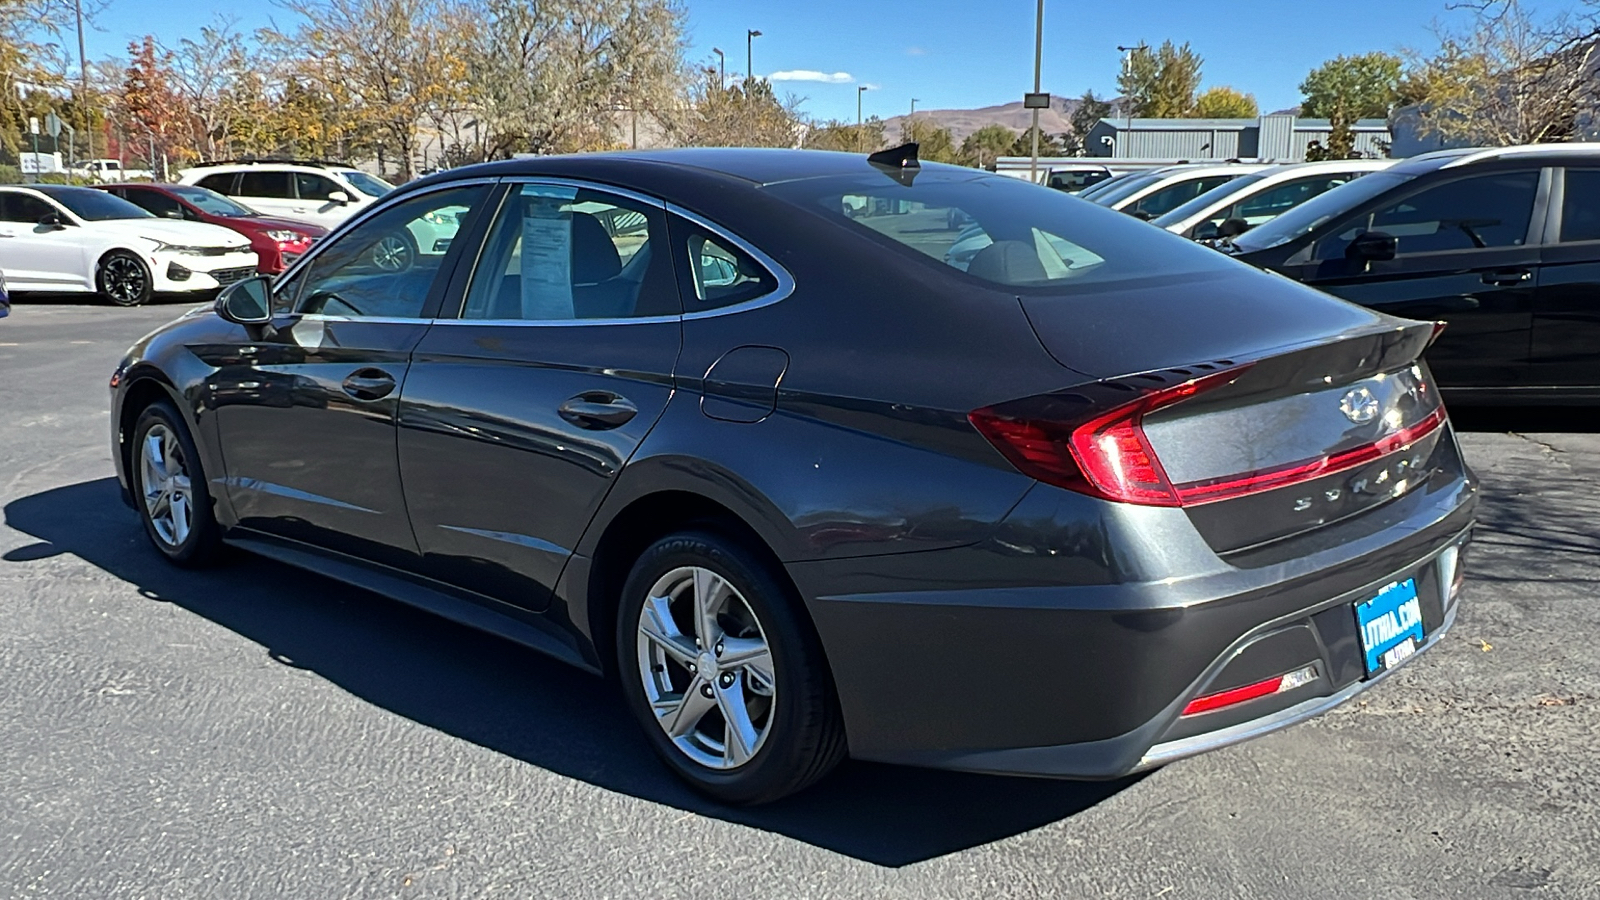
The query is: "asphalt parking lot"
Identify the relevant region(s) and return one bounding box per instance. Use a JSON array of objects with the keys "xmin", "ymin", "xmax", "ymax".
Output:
[{"xmin": 3, "ymin": 300, "xmax": 1598, "ymax": 899}]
